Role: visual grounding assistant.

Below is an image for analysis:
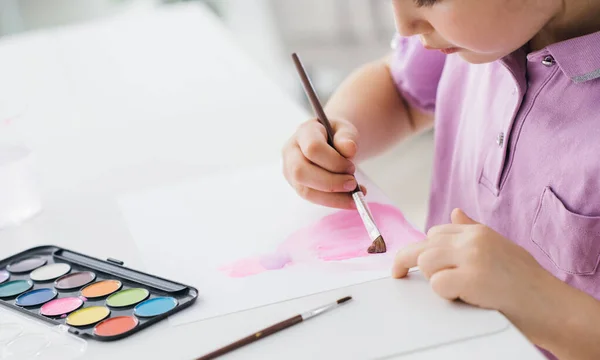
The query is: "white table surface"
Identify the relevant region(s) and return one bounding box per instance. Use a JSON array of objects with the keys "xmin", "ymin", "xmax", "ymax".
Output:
[{"xmin": 0, "ymin": 3, "xmax": 545, "ymax": 359}]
